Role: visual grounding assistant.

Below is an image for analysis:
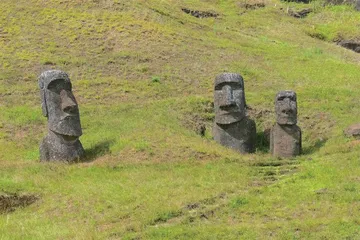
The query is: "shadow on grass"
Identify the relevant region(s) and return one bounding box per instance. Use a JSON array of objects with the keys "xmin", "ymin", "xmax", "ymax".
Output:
[
  {"xmin": 81, "ymin": 140, "xmax": 115, "ymax": 163},
  {"xmin": 256, "ymin": 130, "xmax": 270, "ymax": 153},
  {"xmin": 302, "ymin": 138, "xmax": 327, "ymax": 155}
]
